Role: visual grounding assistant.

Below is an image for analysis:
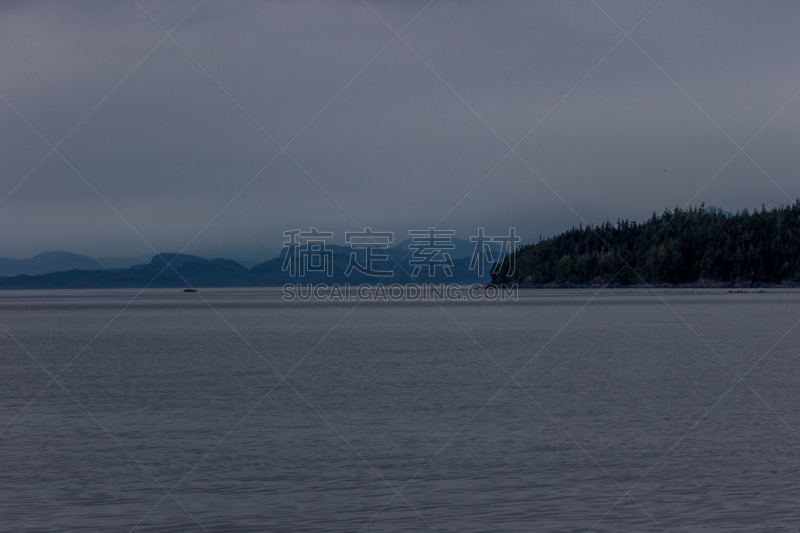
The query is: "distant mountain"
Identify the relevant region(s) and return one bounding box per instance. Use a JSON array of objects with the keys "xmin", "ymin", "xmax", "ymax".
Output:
[
  {"xmin": 0, "ymin": 251, "xmax": 102, "ymax": 277},
  {"xmin": 187, "ymin": 245, "xmax": 277, "ymax": 265},
  {"xmin": 392, "ymin": 237, "xmax": 503, "ymax": 260},
  {"xmin": 0, "ymin": 249, "xmax": 492, "ymax": 289},
  {"xmin": 0, "ymin": 254, "xmax": 252, "ymax": 289},
  {"xmin": 276, "ymin": 237, "xmax": 504, "ymax": 261},
  {"xmin": 95, "ymin": 254, "xmax": 154, "ymax": 269},
  {"xmin": 250, "ymin": 251, "xmax": 488, "ymax": 285},
  {"xmin": 129, "ymin": 253, "xmax": 254, "ymax": 286},
  {"xmin": 96, "ymin": 245, "xmax": 277, "ymax": 270}
]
